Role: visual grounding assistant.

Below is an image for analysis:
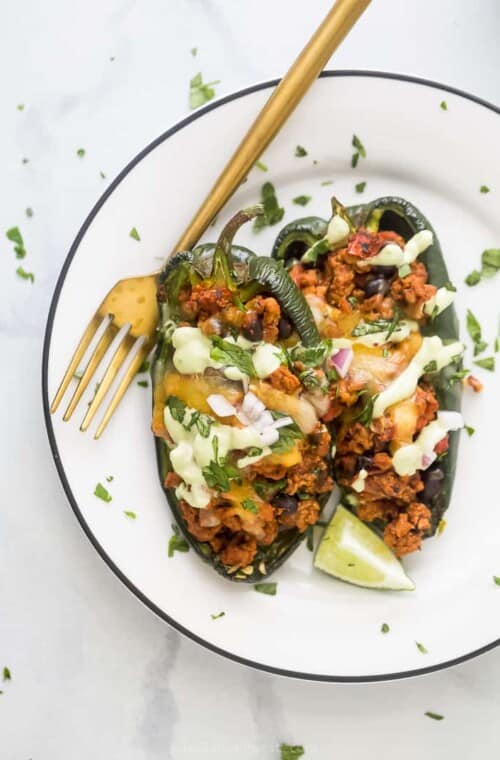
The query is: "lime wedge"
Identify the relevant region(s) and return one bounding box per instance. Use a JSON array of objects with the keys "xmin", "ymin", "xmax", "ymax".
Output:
[{"xmin": 314, "ymin": 504, "xmax": 415, "ymax": 591}]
